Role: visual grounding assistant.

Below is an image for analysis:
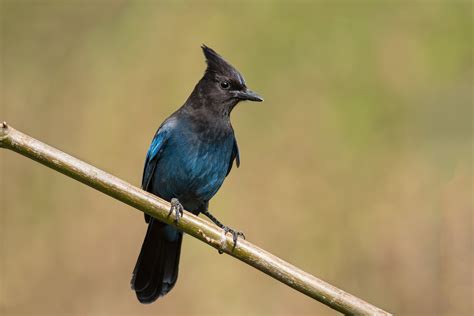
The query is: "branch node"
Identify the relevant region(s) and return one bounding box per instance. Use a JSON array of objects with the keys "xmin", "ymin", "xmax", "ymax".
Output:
[
  {"xmin": 198, "ymin": 229, "xmax": 222, "ymax": 249},
  {"xmin": 0, "ymin": 121, "xmax": 9, "ymax": 145},
  {"xmin": 220, "ymin": 228, "xmax": 228, "ymax": 252}
]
